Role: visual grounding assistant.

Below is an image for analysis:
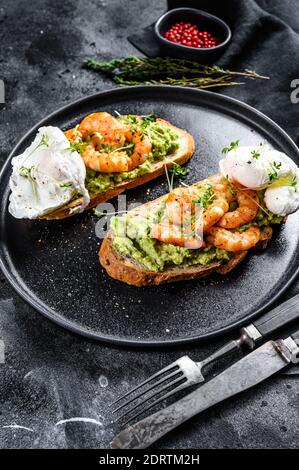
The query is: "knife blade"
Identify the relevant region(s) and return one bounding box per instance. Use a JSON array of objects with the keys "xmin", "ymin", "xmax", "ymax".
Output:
[{"xmin": 112, "ymin": 335, "xmax": 299, "ymax": 449}]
